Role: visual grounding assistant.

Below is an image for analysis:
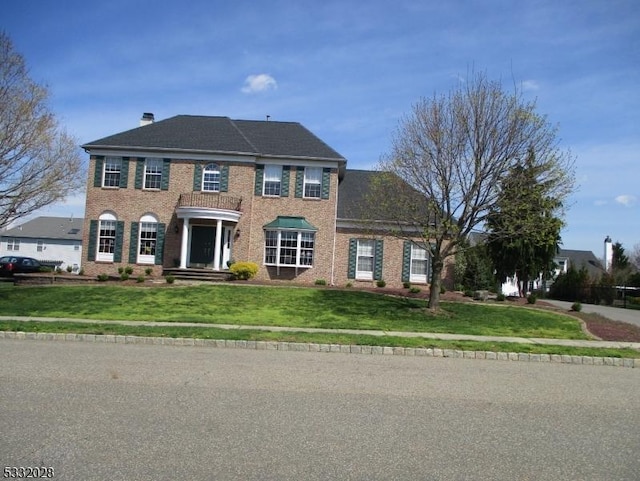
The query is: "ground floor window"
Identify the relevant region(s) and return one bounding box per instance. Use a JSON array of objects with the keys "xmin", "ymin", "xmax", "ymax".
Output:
[
  {"xmin": 138, "ymin": 220, "xmax": 158, "ymax": 264},
  {"xmin": 356, "ymin": 239, "xmax": 375, "ymax": 280},
  {"xmin": 98, "ymin": 218, "xmax": 116, "ymax": 262},
  {"xmin": 410, "ymin": 244, "xmax": 428, "ymax": 283},
  {"xmin": 264, "ymin": 230, "xmax": 315, "ymax": 267}
]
